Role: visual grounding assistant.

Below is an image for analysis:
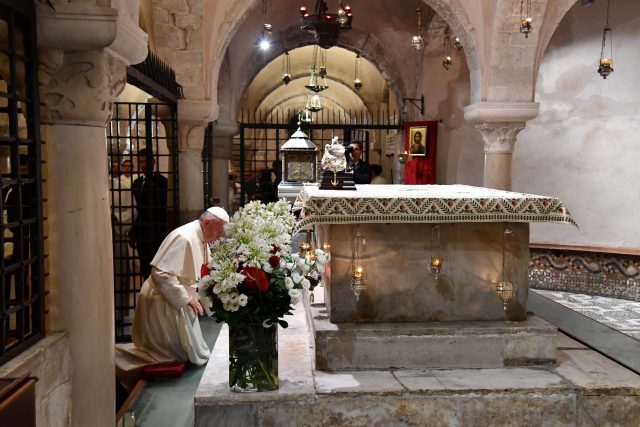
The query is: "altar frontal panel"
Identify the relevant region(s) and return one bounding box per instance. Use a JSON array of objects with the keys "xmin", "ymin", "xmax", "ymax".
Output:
[{"xmin": 321, "ymin": 222, "xmax": 530, "ymax": 323}]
